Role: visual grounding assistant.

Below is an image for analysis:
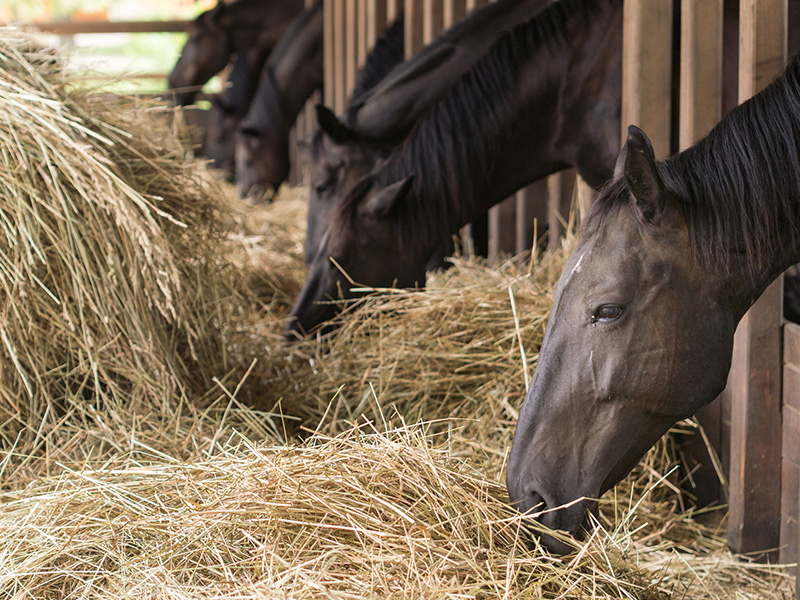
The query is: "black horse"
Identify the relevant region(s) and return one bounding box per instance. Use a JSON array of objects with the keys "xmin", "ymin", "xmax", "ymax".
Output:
[
  {"xmin": 288, "ymin": 0, "xmax": 622, "ymax": 337},
  {"xmin": 507, "ymin": 53, "xmax": 800, "ymax": 553},
  {"xmin": 168, "ymin": 0, "xmax": 303, "ymax": 106}
]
